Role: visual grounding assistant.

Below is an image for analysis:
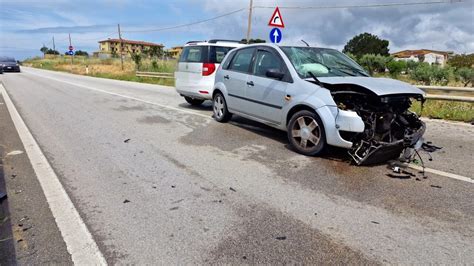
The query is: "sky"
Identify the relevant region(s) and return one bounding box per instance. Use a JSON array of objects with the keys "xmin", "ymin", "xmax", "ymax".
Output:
[{"xmin": 0, "ymin": 0, "xmax": 473, "ymax": 60}]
